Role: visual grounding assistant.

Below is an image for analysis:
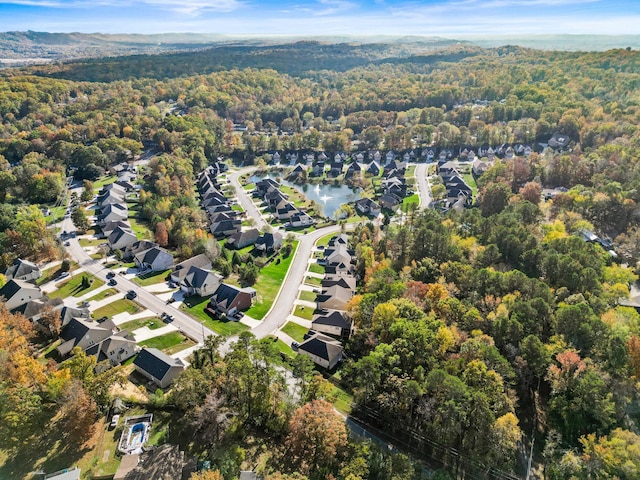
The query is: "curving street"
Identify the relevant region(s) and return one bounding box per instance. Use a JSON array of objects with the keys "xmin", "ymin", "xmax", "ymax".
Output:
[{"xmin": 414, "ymin": 162, "xmax": 432, "ymax": 210}]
